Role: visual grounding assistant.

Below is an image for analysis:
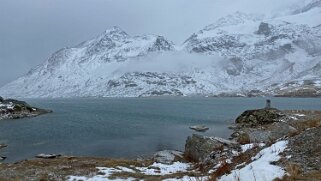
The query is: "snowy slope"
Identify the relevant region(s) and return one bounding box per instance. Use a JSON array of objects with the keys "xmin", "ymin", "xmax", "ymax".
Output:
[
  {"xmin": 0, "ymin": 1, "xmax": 321, "ymax": 98},
  {"xmin": 0, "ymin": 27, "xmax": 175, "ymax": 98}
]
